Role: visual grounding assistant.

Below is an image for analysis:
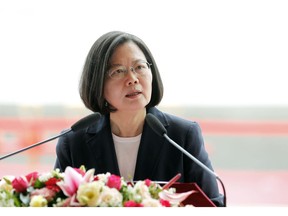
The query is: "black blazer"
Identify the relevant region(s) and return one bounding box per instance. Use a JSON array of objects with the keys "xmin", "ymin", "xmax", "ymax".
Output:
[{"xmin": 54, "ymin": 107, "xmax": 224, "ymax": 206}]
